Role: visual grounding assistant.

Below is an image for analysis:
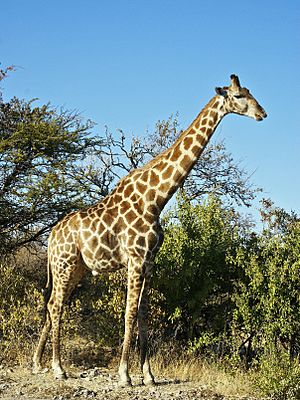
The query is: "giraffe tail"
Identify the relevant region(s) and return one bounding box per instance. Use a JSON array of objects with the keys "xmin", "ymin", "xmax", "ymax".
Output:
[{"xmin": 42, "ymin": 255, "xmax": 52, "ymax": 321}]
